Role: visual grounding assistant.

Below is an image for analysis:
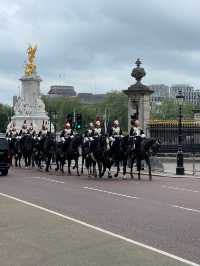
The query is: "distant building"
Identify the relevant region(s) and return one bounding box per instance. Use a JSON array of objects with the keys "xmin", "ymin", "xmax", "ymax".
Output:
[
  {"xmin": 170, "ymin": 84, "xmax": 200, "ymax": 105},
  {"xmin": 48, "ymin": 85, "xmax": 76, "ymax": 97},
  {"xmin": 46, "ymin": 85, "xmax": 106, "ymax": 104},
  {"xmin": 149, "ymin": 84, "xmax": 170, "ymax": 104},
  {"xmin": 77, "ymin": 93, "xmax": 94, "ymax": 104},
  {"xmin": 77, "ymin": 93, "xmax": 106, "ymax": 104}
]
